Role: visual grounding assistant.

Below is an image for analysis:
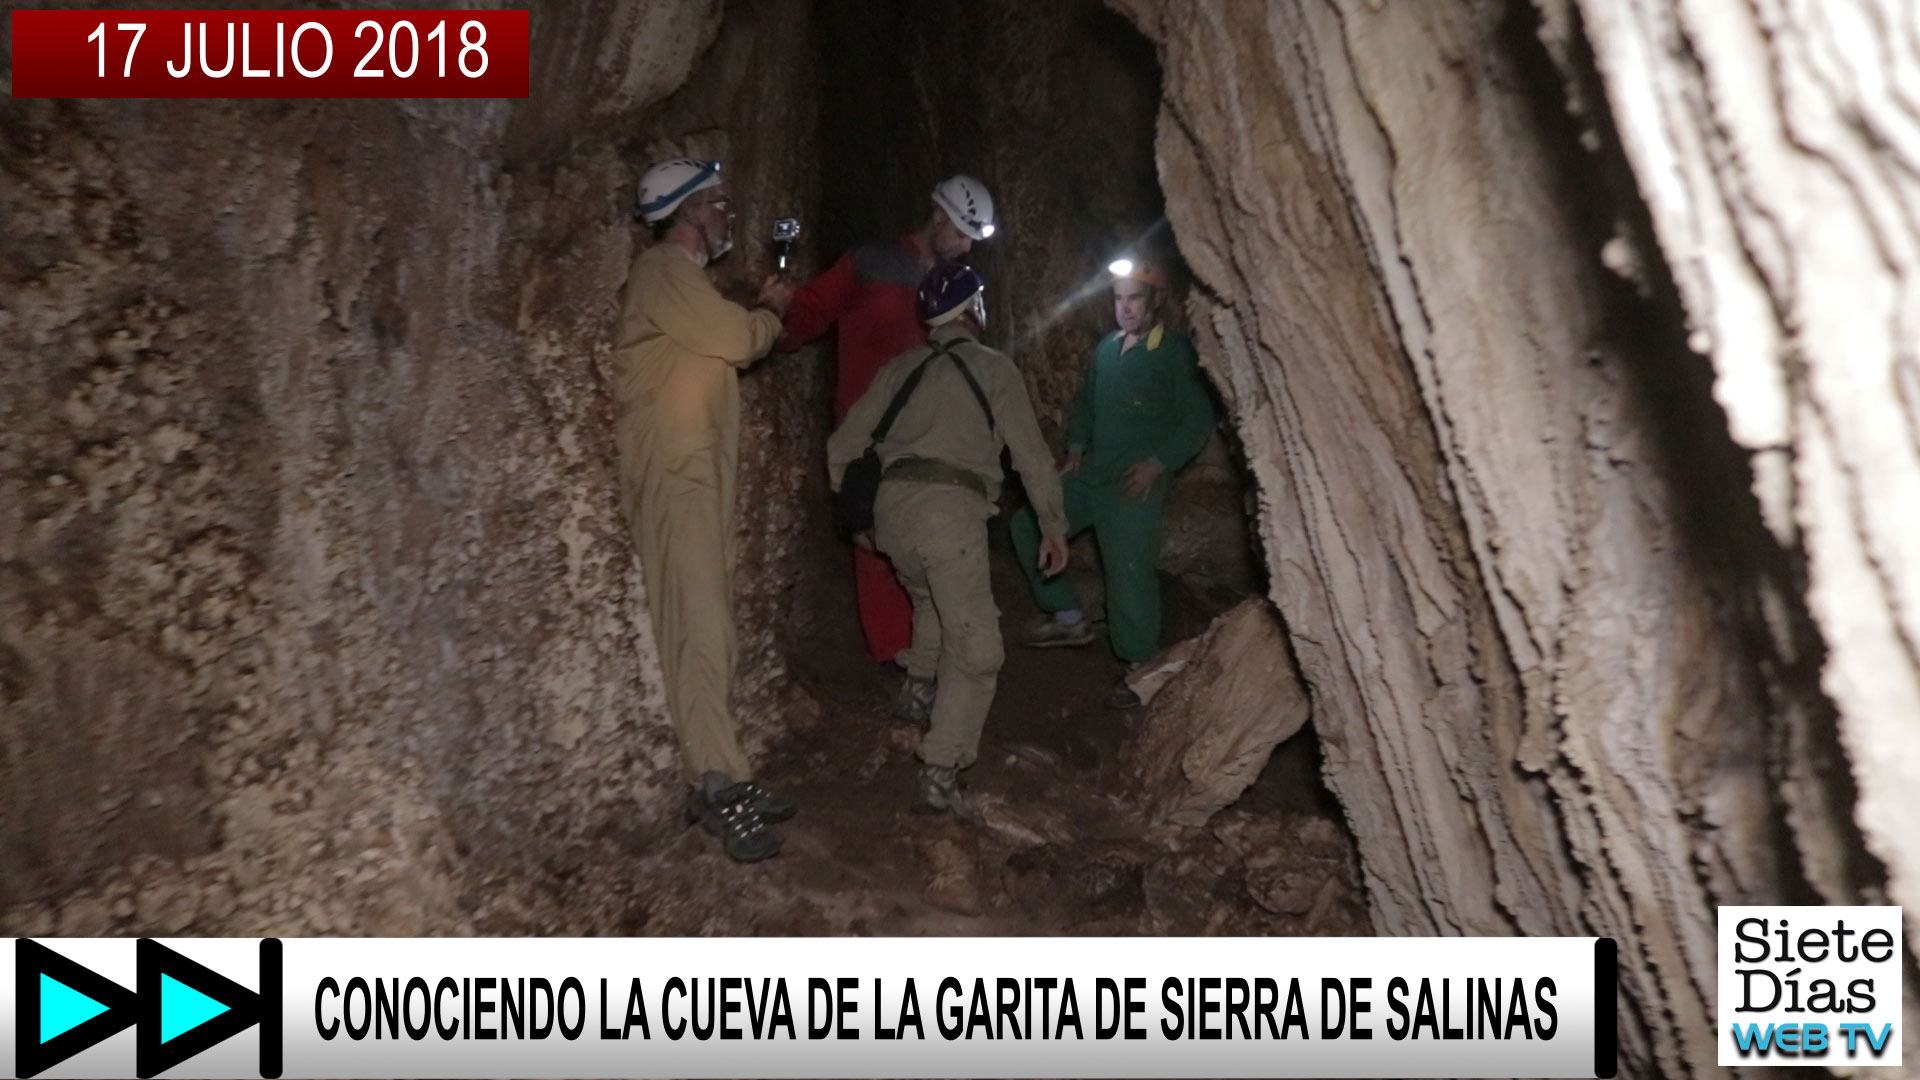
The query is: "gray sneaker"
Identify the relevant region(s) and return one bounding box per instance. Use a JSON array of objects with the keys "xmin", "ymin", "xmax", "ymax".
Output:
[
  {"xmin": 893, "ymin": 674, "xmax": 936, "ymax": 724},
  {"xmin": 1019, "ymin": 617, "xmax": 1097, "ymax": 649},
  {"xmin": 911, "ymin": 764, "xmax": 976, "ymax": 820}
]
